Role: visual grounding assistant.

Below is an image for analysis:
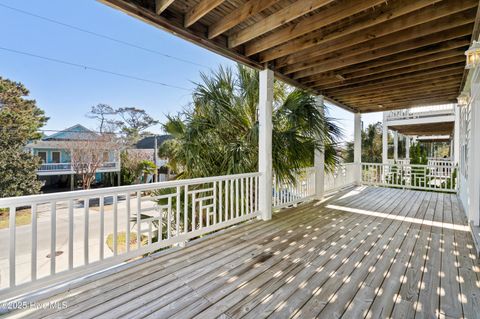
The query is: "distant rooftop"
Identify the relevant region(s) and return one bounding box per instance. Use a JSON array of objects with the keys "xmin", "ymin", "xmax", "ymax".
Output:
[{"xmin": 135, "ymin": 135, "xmax": 172, "ymax": 149}]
